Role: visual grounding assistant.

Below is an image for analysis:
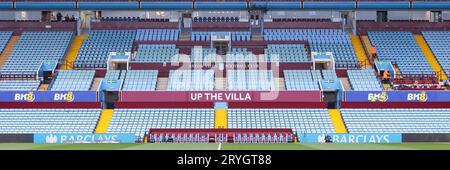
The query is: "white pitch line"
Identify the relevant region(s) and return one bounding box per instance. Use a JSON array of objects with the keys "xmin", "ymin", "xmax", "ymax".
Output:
[{"xmin": 218, "ymin": 143, "xmax": 222, "ymax": 150}]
